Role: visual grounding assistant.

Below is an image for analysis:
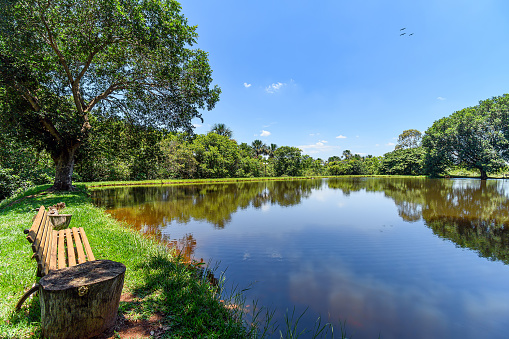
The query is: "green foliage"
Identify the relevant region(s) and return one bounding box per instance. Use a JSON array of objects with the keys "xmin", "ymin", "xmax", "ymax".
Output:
[
  {"xmin": 423, "ymin": 95, "xmax": 509, "ymax": 179},
  {"xmin": 379, "ymin": 147, "xmax": 425, "ymax": 175},
  {"xmin": 363, "ymin": 156, "xmax": 382, "ymax": 175},
  {"xmin": 328, "ymin": 156, "xmax": 341, "ymax": 163},
  {"xmin": 252, "ymin": 139, "xmax": 268, "ymax": 157},
  {"xmin": 159, "ymin": 134, "xmax": 197, "ymax": 179},
  {"xmin": 273, "ymin": 146, "xmax": 303, "ymax": 176},
  {"xmin": 327, "ymin": 159, "xmax": 364, "ymax": 175},
  {"xmin": 193, "ymin": 133, "xmax": 241, "ymax": 178},
  {"xmin": 0, "ymin": 0, "xmax": 220, "ymax": 189},
  {"xmin": 0, "ymin": 132, "xmax": 53, "ymax": 200},
  {"xmin": 75, "ymin": 118, "xmax": 164, "ymax": 182},
  {"xmin": 209, "ymin": 123, "xmax": 233, "ymax": 138},
  {"xmin": 395, "ymin": 129, "xmax": 422, "ymax": 150},
  {"xmin": 302, "ymin": 157, "xmax": 325, "ymax": 176}
]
